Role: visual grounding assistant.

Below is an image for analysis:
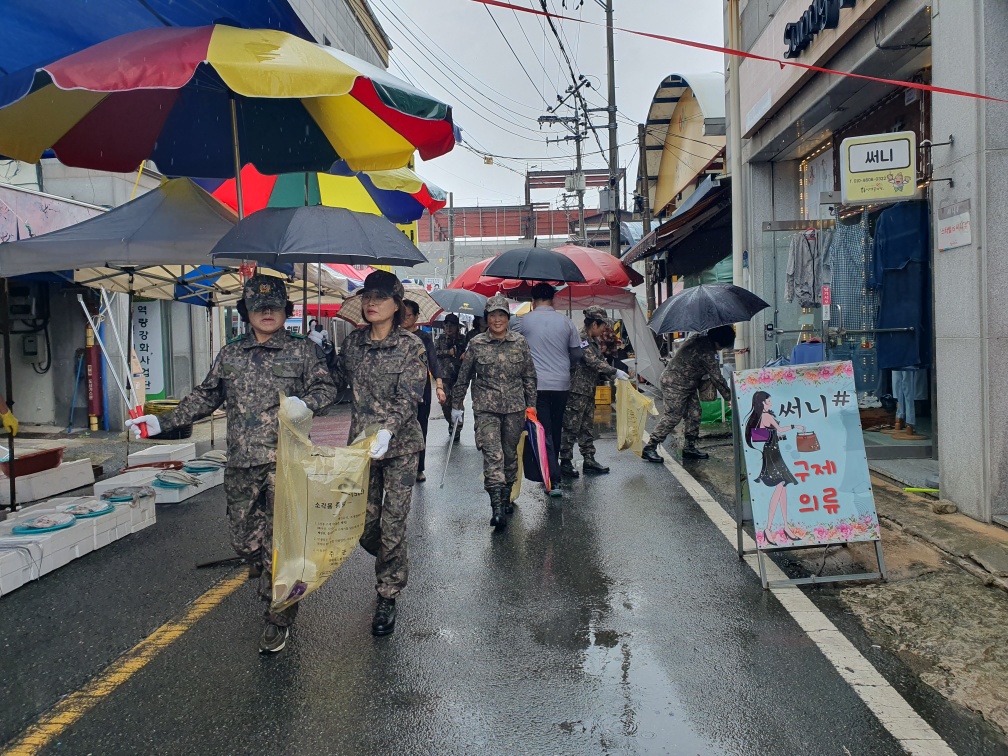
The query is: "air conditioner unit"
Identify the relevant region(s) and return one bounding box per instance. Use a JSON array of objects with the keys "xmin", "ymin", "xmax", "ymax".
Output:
[{"xmin": 564, "ymin": 173, "xmax": 586, "ymax": 192}]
